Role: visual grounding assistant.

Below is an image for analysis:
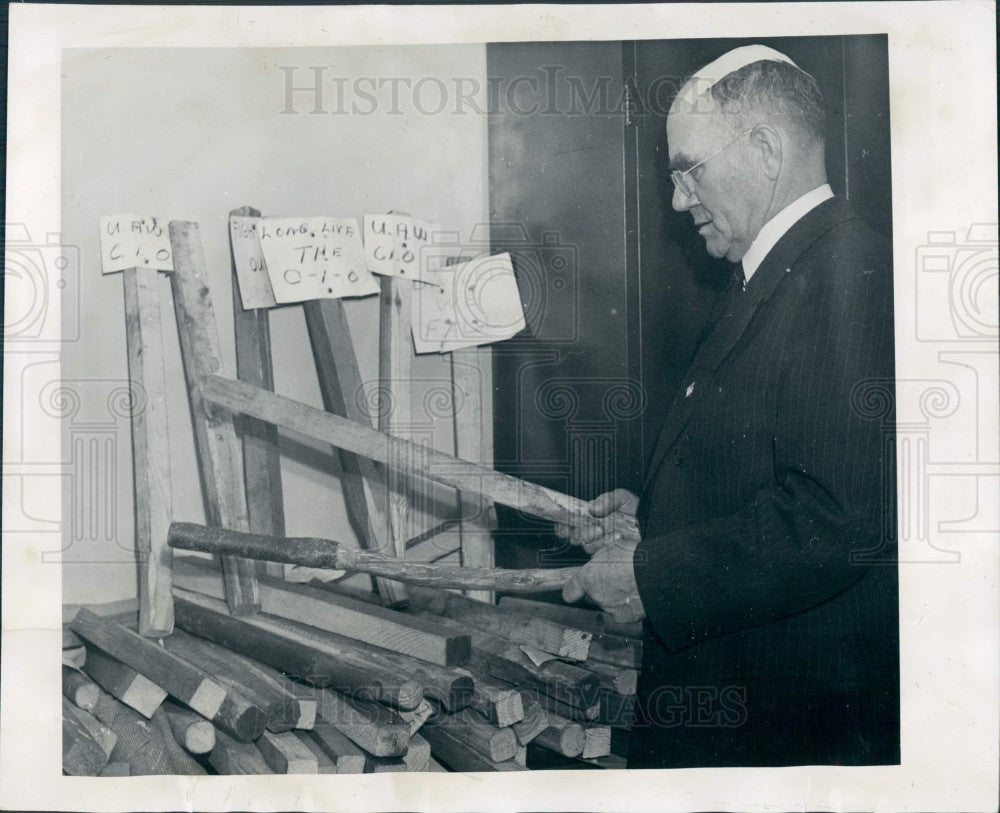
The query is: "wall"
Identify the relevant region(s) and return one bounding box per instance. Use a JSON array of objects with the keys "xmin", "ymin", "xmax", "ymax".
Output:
[{"xmin": 59, "ymin": 45, "xmax": 489, "ymax": 603}]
